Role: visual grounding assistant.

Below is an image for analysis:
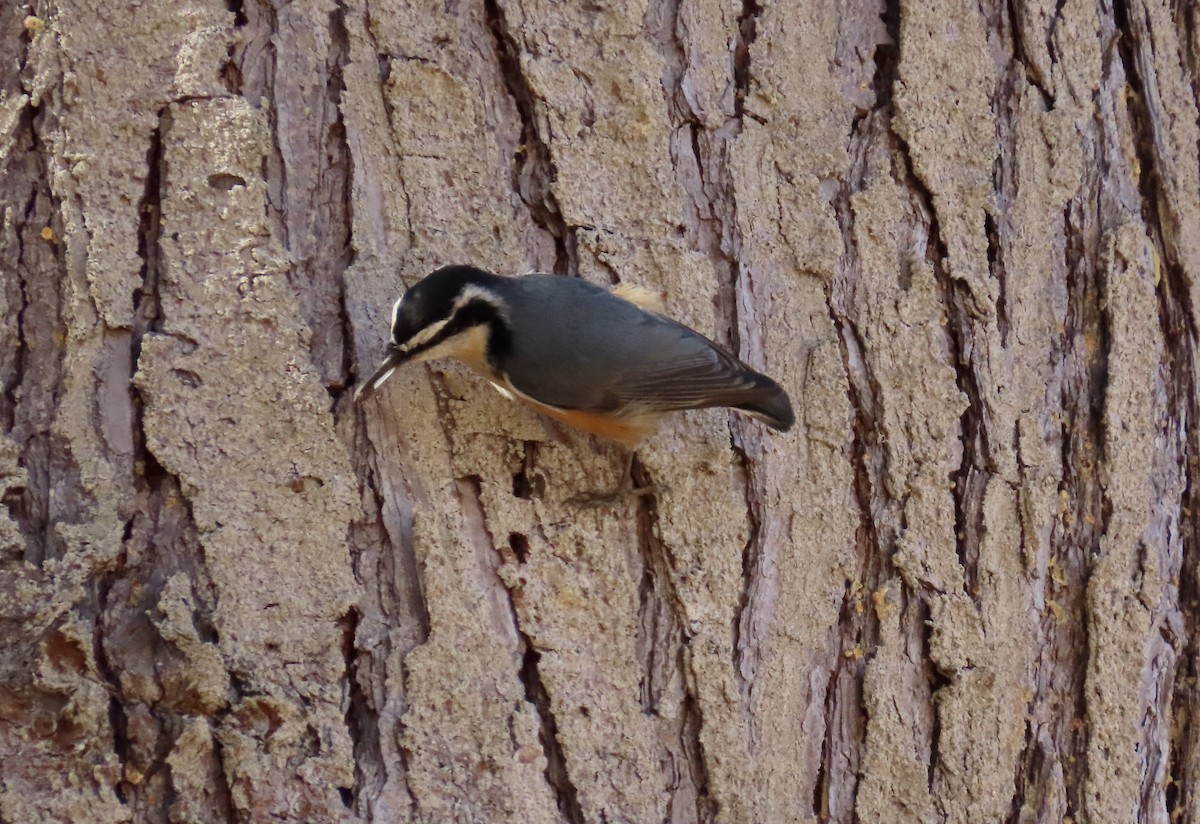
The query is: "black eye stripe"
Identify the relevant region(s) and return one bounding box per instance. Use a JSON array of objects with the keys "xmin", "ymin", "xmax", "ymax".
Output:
[{"xmin": 402, "ymin": 299, "xmax": 509, "ymax": 359}]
